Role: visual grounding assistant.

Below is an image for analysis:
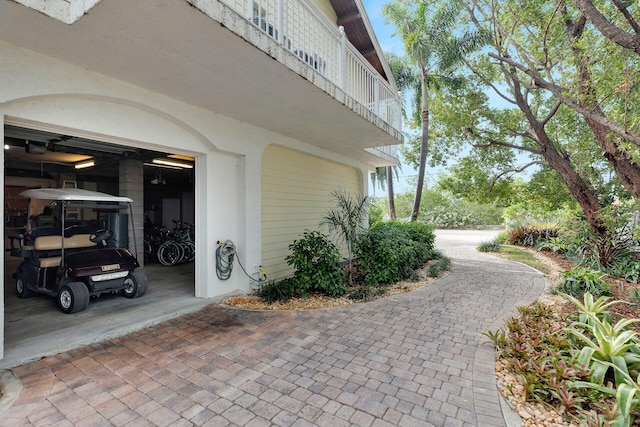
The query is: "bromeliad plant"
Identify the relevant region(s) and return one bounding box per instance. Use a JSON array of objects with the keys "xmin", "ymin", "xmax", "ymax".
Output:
[
  {"xmin": 565, "ymin": 293, "xmax": 640, "ymax": 425},
  {"xmin": 573, "ymin": 361, "xmax": 640, "ymax": 427},
  {"xmin": 483, "ymin": 302, "xmax": 591, "ymax": 407},
  {"xmin": 485, "ymin": 293, "xmax": 640, "ymax": 424},
  {"xmin": 564, "ymin": 293, "xmax": 640, "ymax": 386},
  {"xmin": 556, "ymin": 268, "xmax": 613, "ymax": 299}
]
